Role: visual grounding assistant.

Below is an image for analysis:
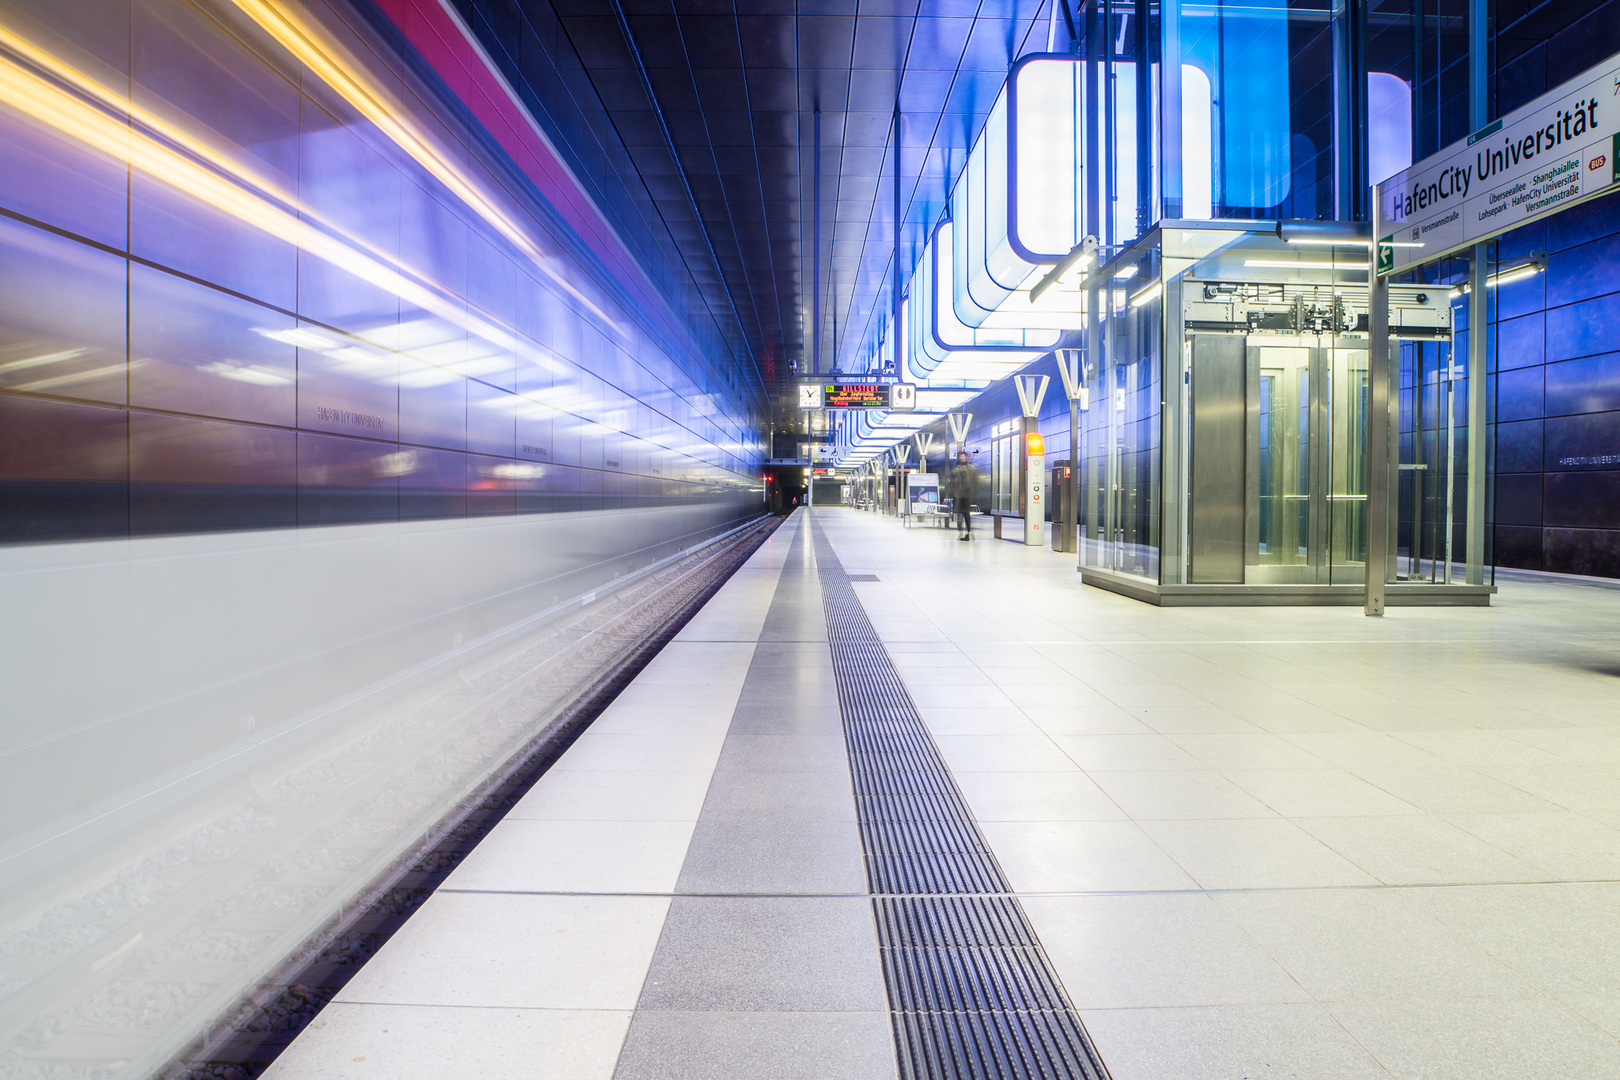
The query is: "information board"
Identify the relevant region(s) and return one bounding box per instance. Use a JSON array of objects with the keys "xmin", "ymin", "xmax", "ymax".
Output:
[
  {"xmin": 800, "ymin": 382, "xmax": 917, "ymax": 410},
  {"xmin": 1375, "ymin": 49, "xmax": 1620, "ymax": 275},
  {"xmin": 823, "ymin": 383, "xmax": 888, "ymax": 408}
]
